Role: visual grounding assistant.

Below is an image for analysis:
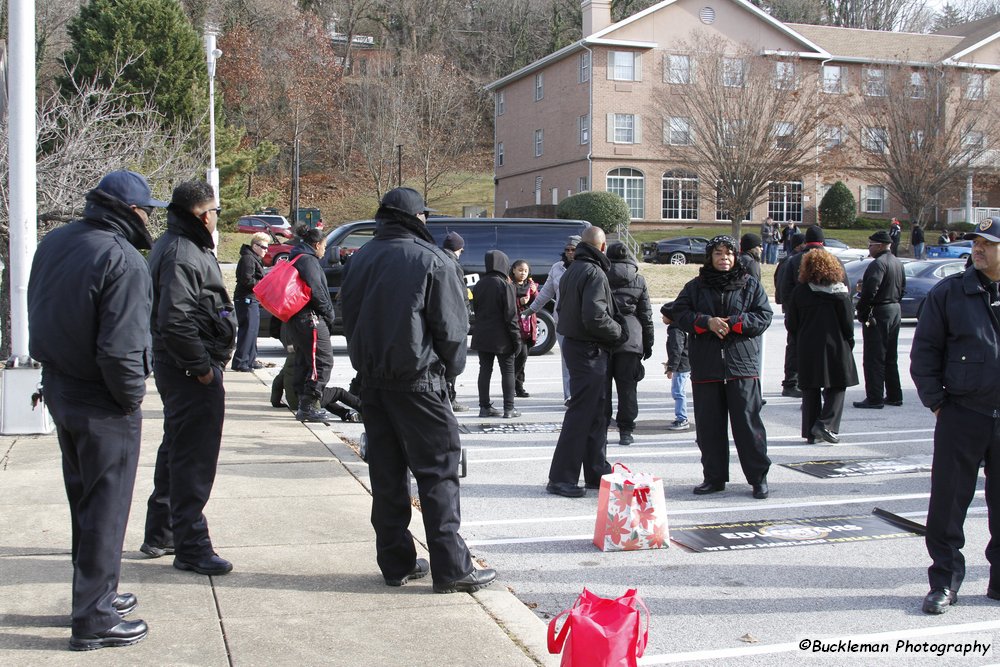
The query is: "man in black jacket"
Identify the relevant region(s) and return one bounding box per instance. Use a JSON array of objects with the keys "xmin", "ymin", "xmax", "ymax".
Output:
[
  {"xmin": 442, "ymin": 231, "xmax": 469, "ymax": 412},
  {"xmin": 341, "ymin": 187, "xmax": 497, "ymax": 594},
  {"xmin": 28, "ymin": 170, "xmax": 162, "ymax": 650},
  {"xmin": 547, "ymin": 227, "xmax": 623, "ymax": 497},
  {"xmin": 854, "ymin": 230, "xmax": 906, "ymax": 409},
  {"xmin": 911, "ymin": 217, "xmax": 1000, "ymax": 614},
  {"xmin": 141, "ymin": 180, "xmax": 237, "ymax": 576}
]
